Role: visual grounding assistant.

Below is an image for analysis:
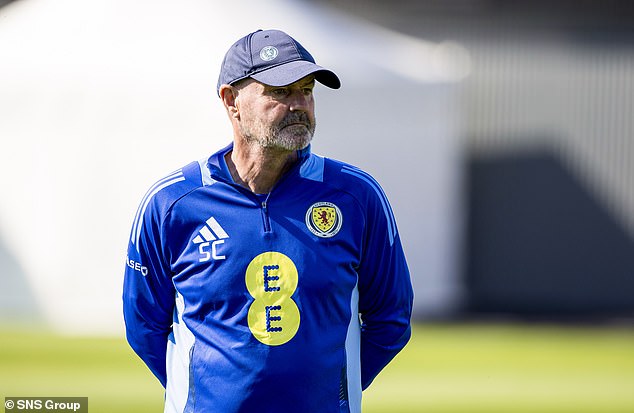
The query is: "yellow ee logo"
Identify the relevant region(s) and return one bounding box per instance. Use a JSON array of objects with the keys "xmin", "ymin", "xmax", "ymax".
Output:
[{"xmin": 245, "ymin": 252, "xmax": 300, "ymax": 346}]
